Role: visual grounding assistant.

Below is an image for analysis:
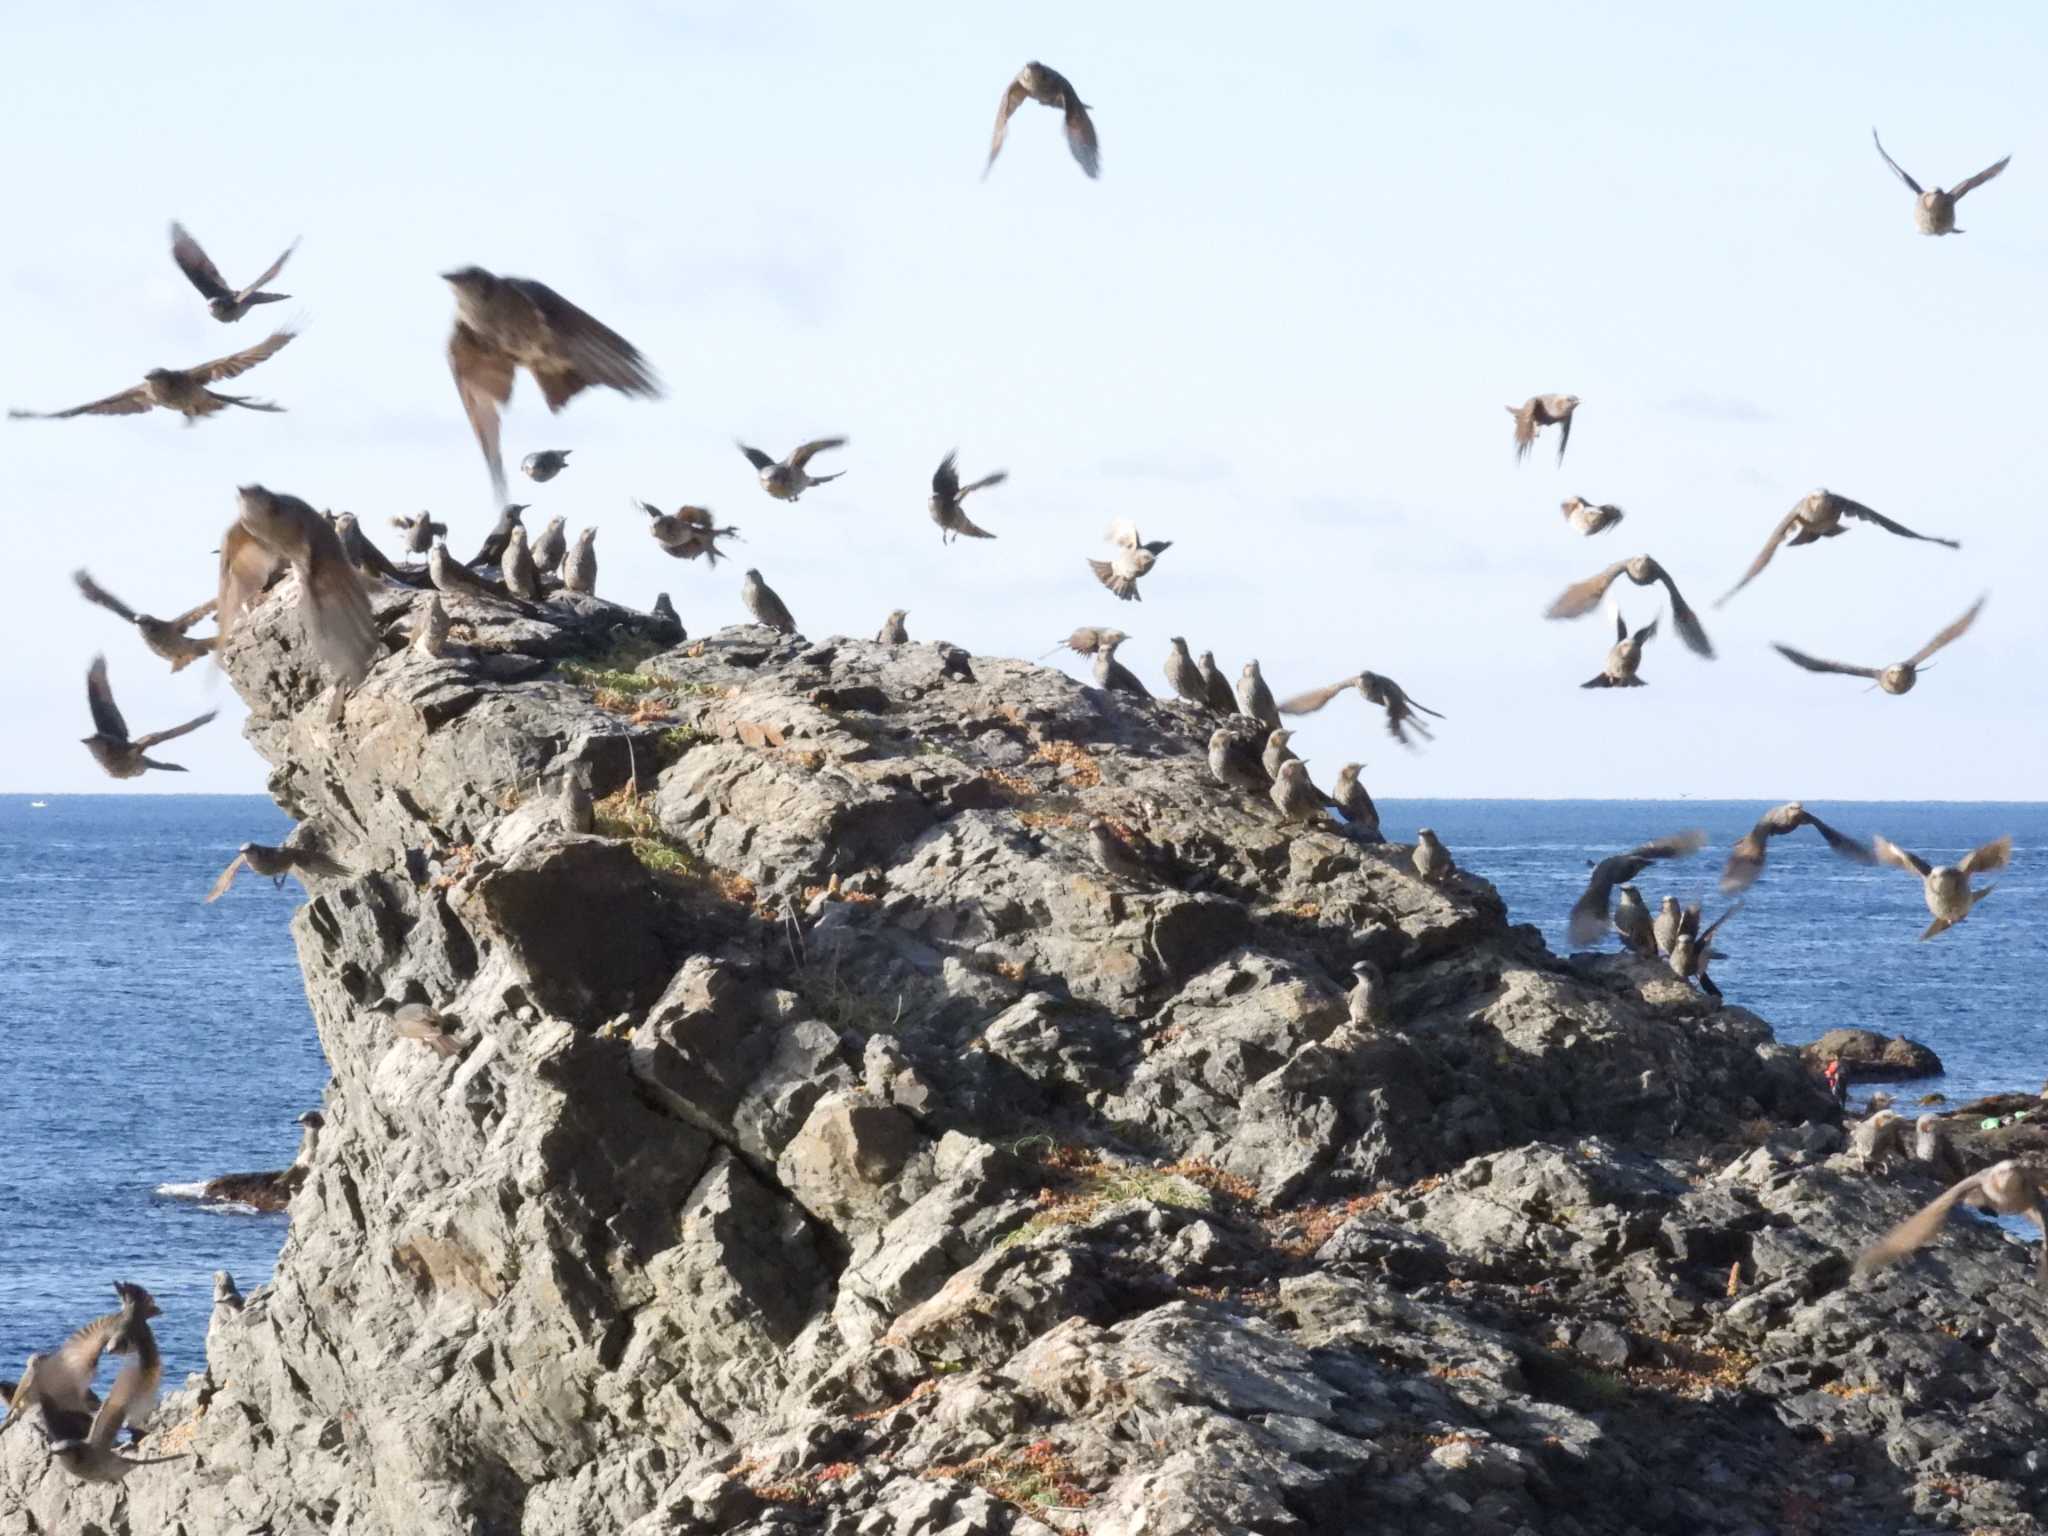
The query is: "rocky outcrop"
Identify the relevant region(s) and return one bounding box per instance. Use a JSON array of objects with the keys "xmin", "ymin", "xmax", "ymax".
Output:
[
  {"xmin": 1802, "ymin": 1028, "xmax": 1945, "ymax": 1083},
  {"xmin": 5, "ymin": 576, "xmax": 2045, "ymax": 1536}
]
